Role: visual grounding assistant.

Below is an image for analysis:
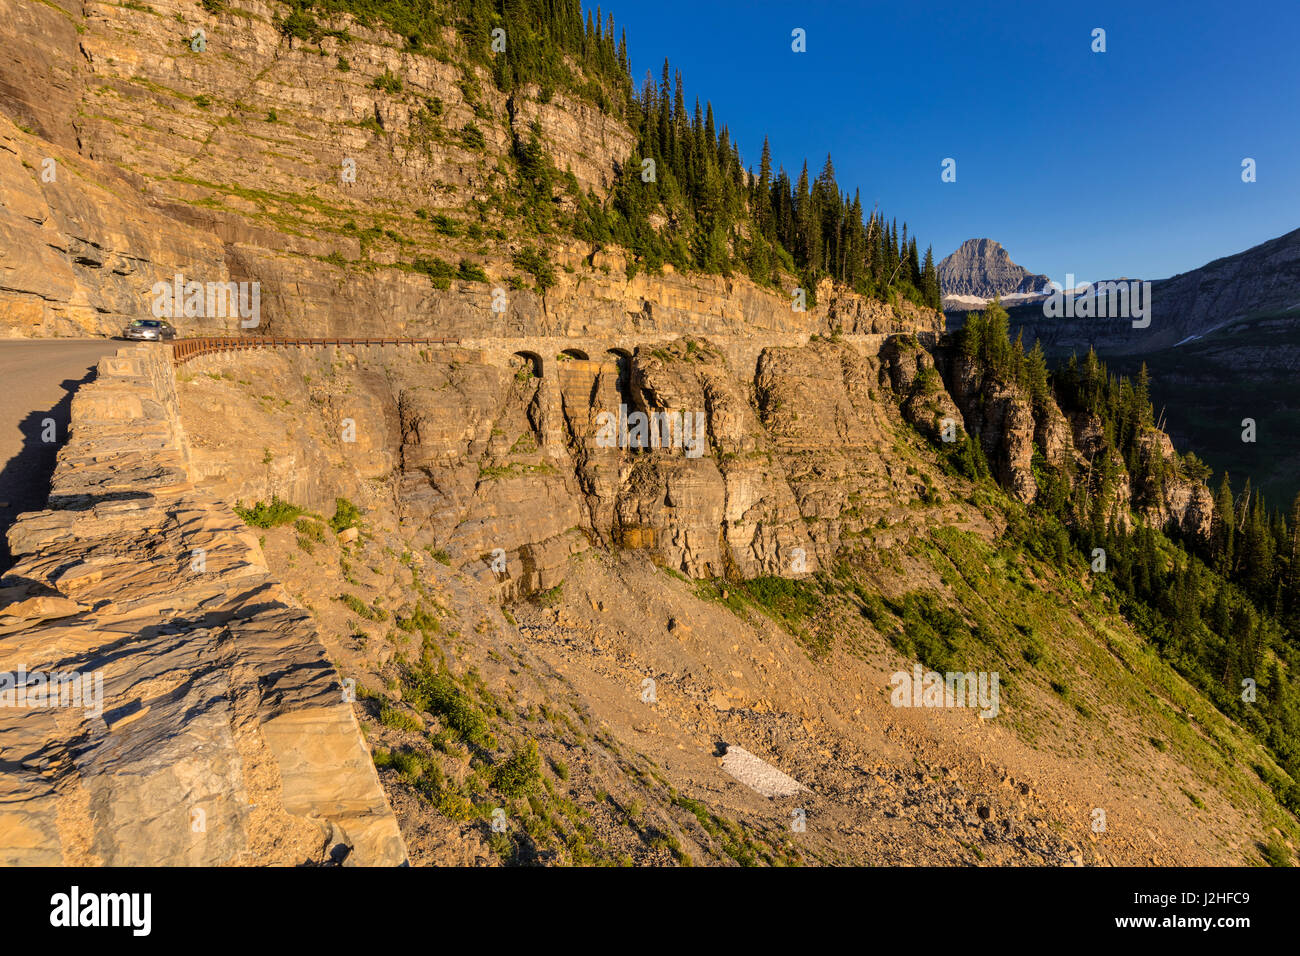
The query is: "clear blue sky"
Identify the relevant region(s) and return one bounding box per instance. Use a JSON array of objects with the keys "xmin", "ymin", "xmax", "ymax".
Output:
[{"xmin": 596, "ymin": 0, "xmax": 1300, "ymax": 284}]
